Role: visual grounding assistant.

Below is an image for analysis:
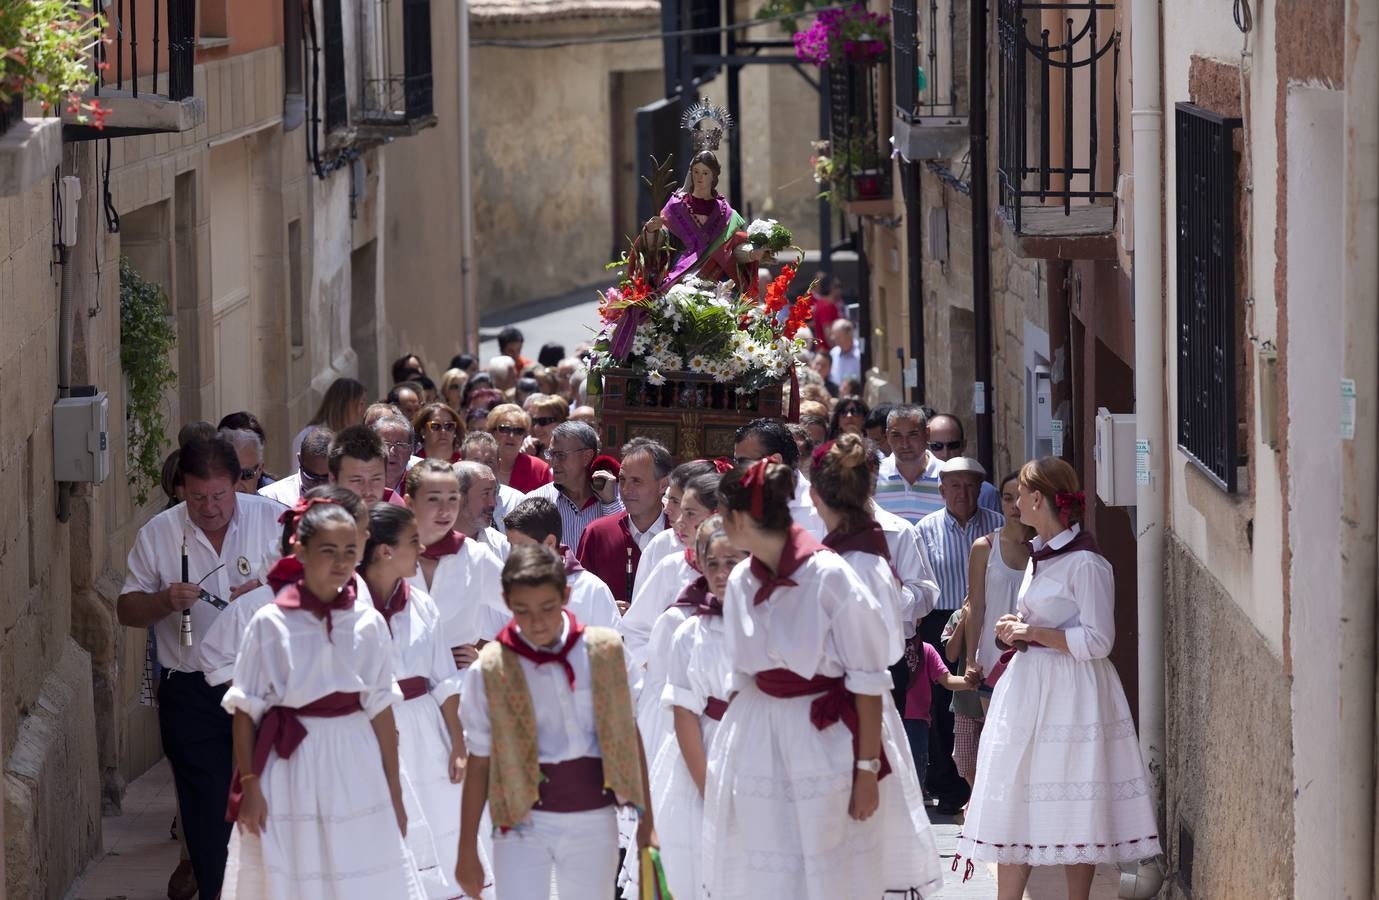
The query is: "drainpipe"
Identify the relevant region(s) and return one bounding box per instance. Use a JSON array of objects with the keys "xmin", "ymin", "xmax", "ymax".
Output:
[
  {"xmin": 56, "ymin": 173, "xmax": 82, "ymax": 524},
  {"xmin": 1128, "ymin": 0, "xmax": 1166, "ymax": 891},
  {"xmin": 968, "ymin": 0, "xmax": 993, "ymax": 476},
  {"xmin": 457, "ymin": 0, "xmax": 477, "ymax": 349}
]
